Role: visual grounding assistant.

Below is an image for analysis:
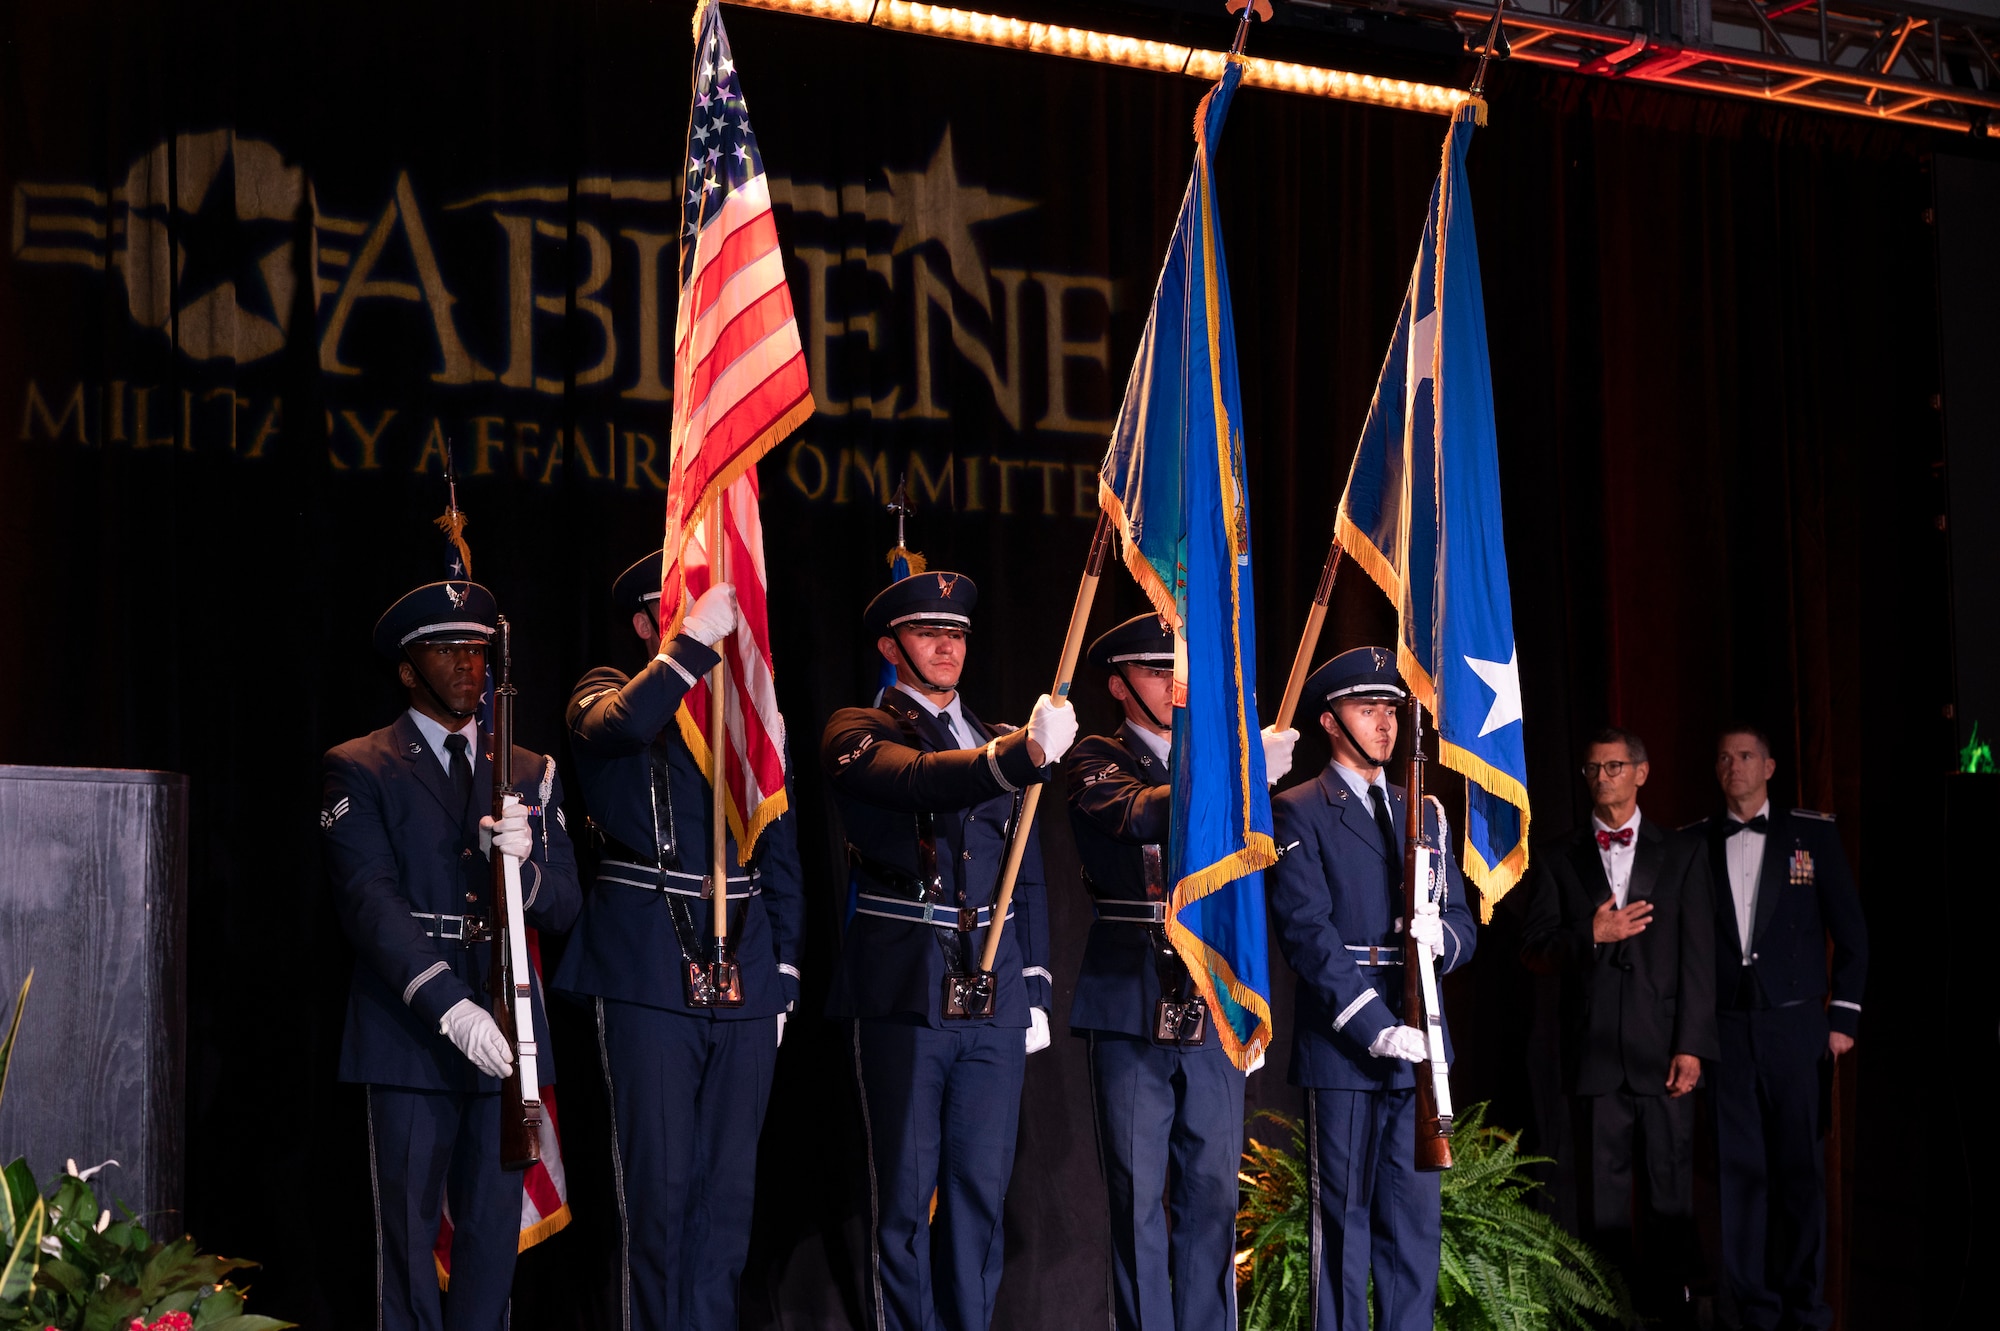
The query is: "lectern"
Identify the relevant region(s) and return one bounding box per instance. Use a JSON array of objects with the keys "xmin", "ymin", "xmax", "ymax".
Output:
[{"xmin": 0, "ymin": 765, "xmax": 188, "ymax": 1224}]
